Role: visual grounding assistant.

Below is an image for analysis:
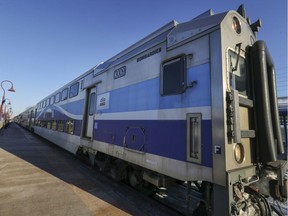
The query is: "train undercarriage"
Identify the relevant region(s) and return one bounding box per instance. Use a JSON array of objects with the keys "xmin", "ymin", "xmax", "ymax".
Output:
[{"xmin": 77, "ymin": 147, "xmax": 287, "ymax": 215}]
